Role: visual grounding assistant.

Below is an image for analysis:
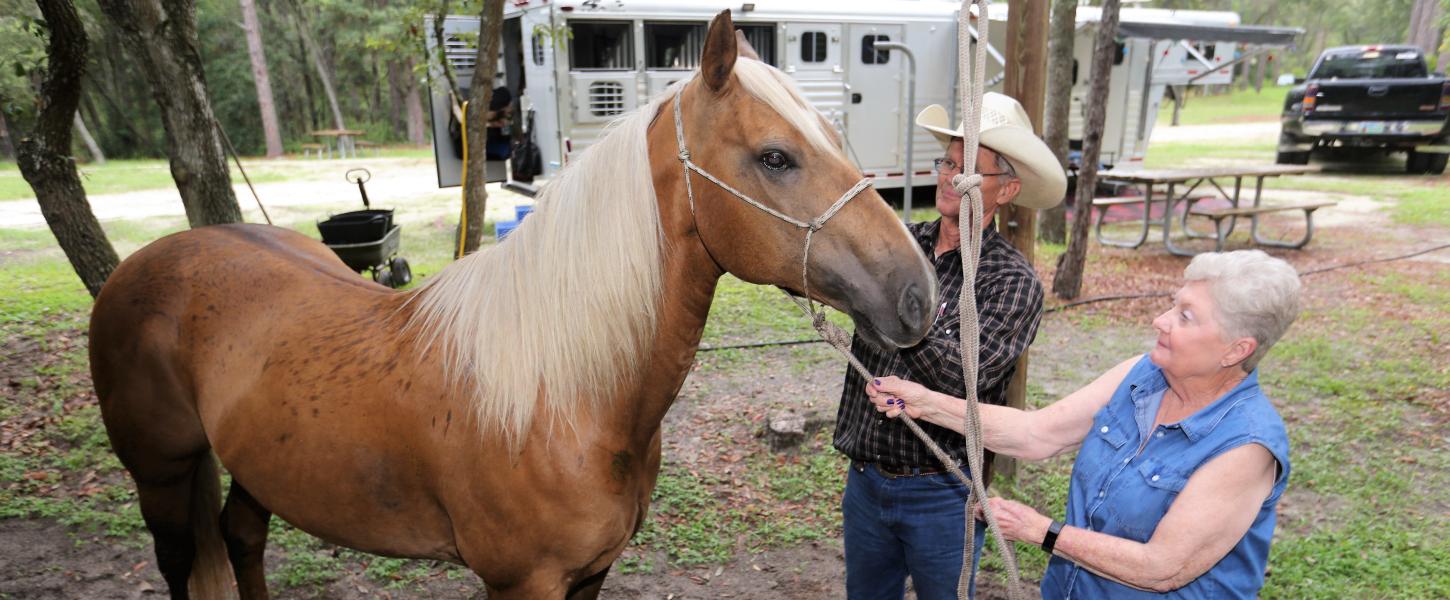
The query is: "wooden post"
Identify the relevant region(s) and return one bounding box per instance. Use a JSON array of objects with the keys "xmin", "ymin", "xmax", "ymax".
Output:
[{"xmin": 997, "ymin": 0, "xmax": 1049, "ymax": 481}]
